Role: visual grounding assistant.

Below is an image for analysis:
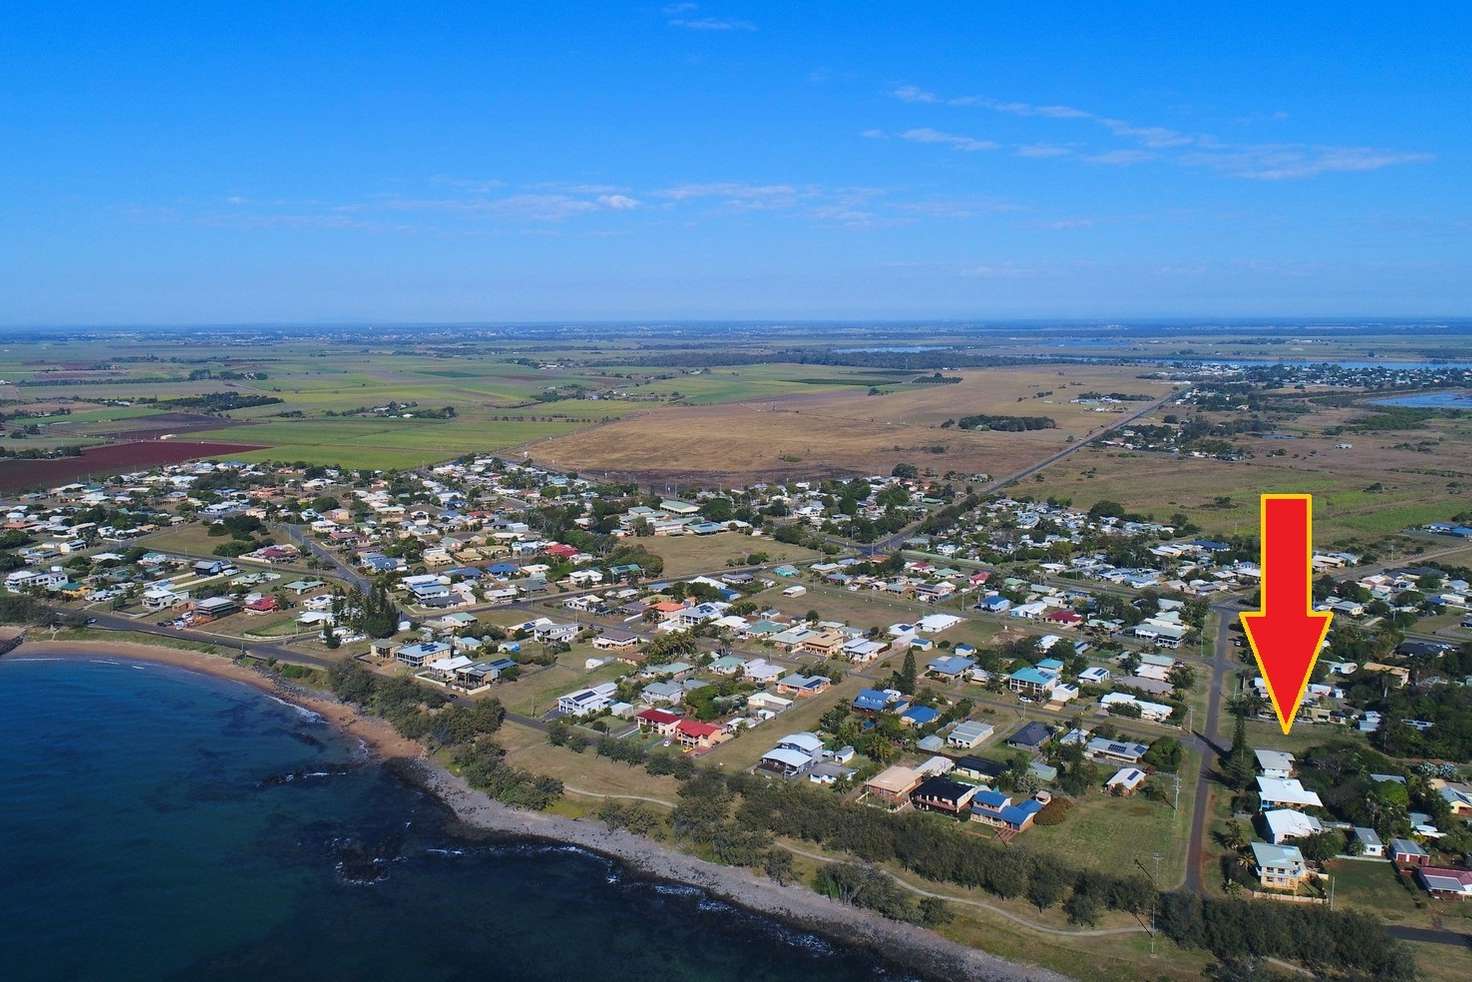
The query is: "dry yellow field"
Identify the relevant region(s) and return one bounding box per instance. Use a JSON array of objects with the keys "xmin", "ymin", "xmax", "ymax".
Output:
[{"xmin": 523, "ymin": 364, "xmax": 1171, "ymax": 483}]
